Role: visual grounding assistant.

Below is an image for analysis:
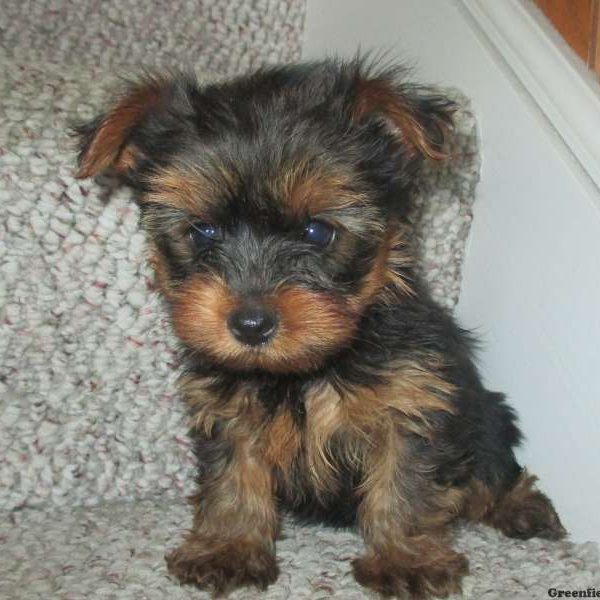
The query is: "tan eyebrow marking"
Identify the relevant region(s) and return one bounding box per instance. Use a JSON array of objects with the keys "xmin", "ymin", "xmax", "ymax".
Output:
[
  {"xmin": 147, "ymin": 159, "xmax": 370, "ymax": 223},
  {"xmin": 145, "ymin": 162, "xmax": 236, "ymax": 216},
  {"xmin": 274, "ymin": 161, "xmax": 369, "ymax": 217}
]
